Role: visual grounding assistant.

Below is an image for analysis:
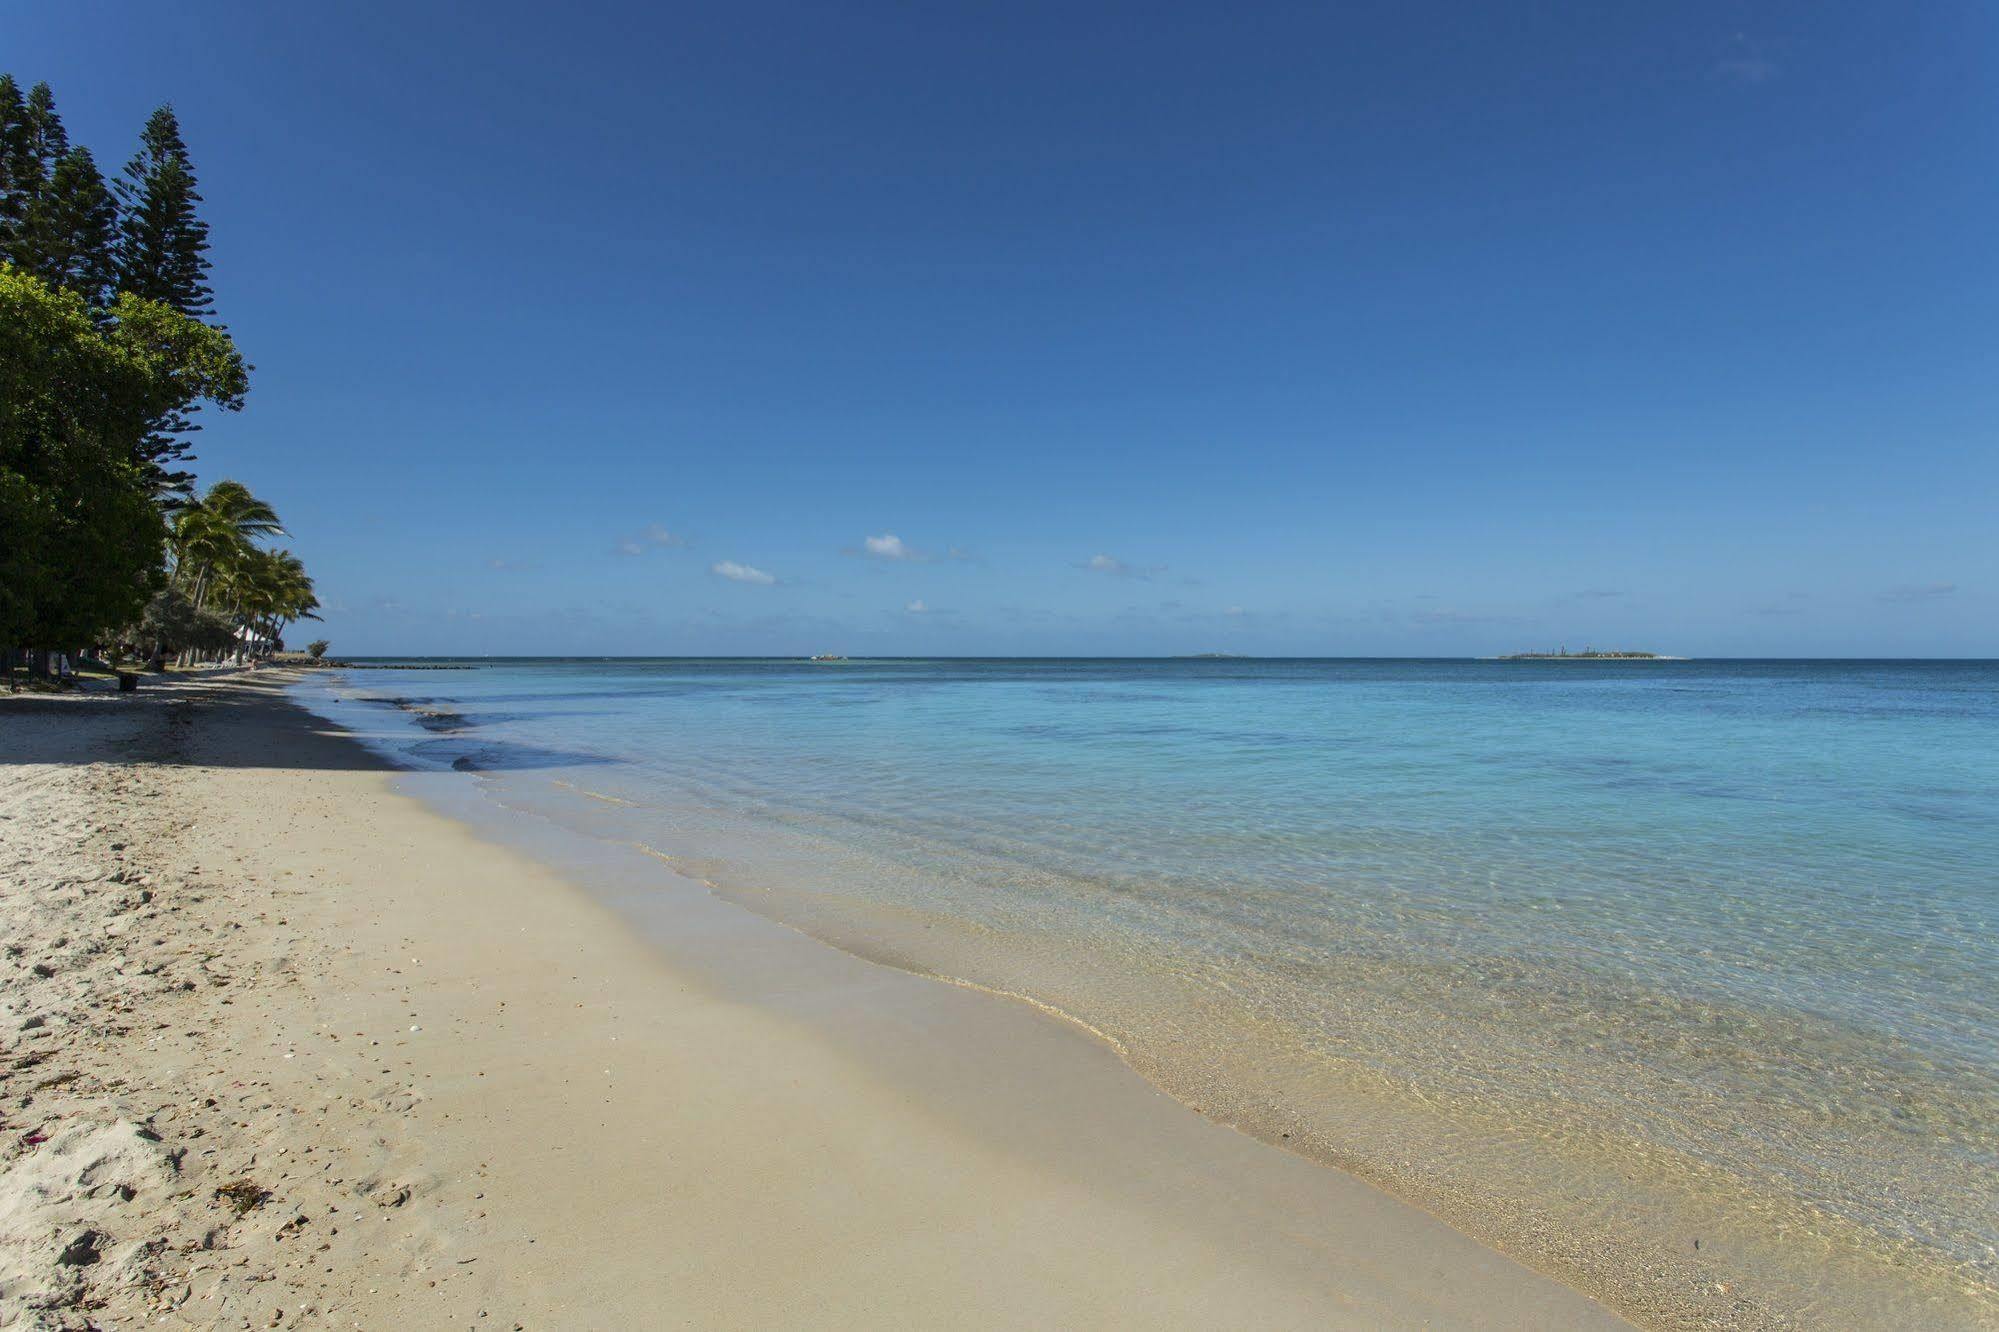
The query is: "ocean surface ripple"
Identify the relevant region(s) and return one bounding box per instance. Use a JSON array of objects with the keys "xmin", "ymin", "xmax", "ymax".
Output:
[{"xmin": 303, "ymin": 657, "xmax": 1999, "ymax": 1329}]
